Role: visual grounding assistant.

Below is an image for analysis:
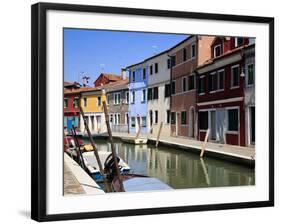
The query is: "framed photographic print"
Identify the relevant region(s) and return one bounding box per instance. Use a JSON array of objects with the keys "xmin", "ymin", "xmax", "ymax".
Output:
[{"xmin": 31, "ymin": 2, "xmax": 274, "ymax": 222}]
